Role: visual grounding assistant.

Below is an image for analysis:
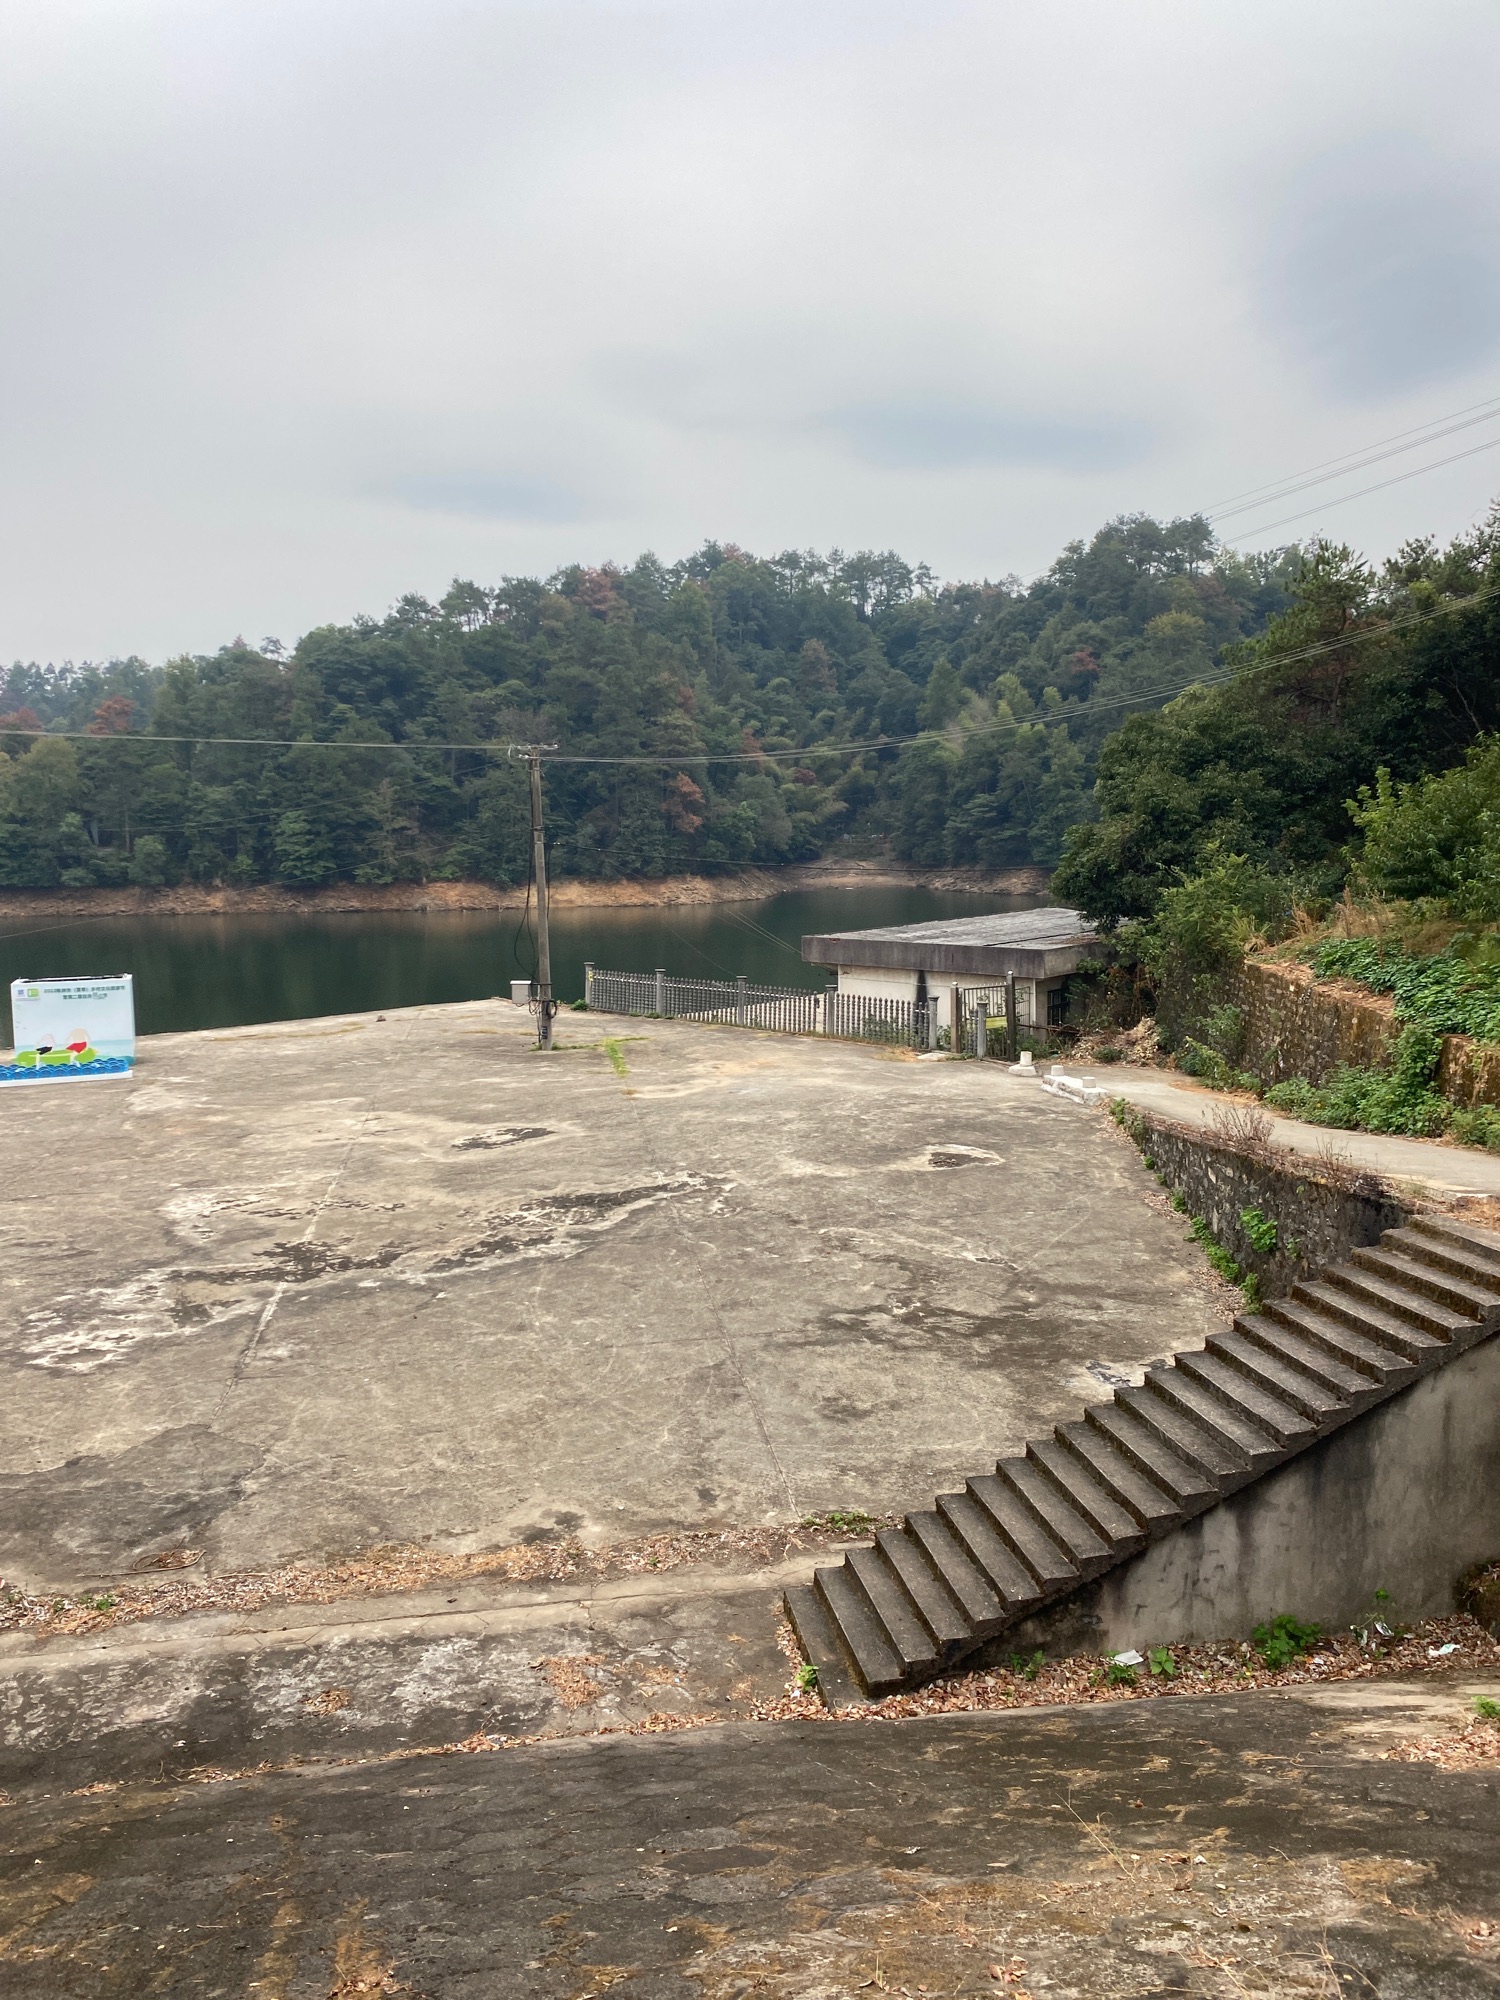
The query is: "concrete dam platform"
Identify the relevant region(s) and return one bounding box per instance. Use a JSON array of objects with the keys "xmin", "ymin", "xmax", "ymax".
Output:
[{"xmin": 0, "ymin": 1002, "xmax": 1224, "ymax": 1593}]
